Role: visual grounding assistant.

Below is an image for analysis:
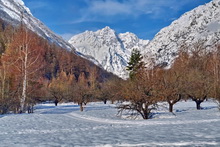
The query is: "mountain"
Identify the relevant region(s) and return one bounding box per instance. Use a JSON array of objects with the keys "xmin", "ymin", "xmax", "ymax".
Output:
[
  {"xmin": 0, "ymin": 0, "xmax": 117, "ymax": 82},
  {"xmin": 69, "ymin": 26, "xmax": 149, "ymax": 78},
  {"xmin": 143, "ymin": 0, "xmax": 220, "ymax": 66},
  {"xmin": 0, "ymin": 0, "xmax": 73, "ymax": 50},
  {"xmin": 69, "ymin": 0, "xmax": 220, "ymax": 78}
]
